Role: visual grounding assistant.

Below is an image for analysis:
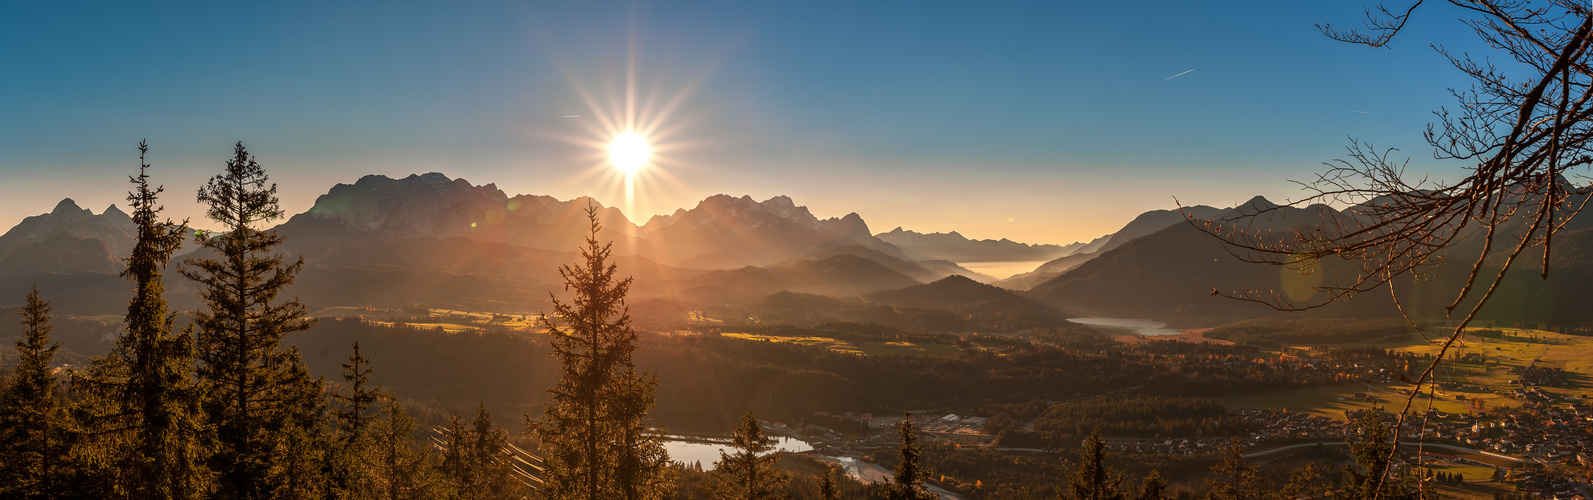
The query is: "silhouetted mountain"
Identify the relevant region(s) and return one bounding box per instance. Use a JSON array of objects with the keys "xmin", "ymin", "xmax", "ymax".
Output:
[
  {"xmin": 1027, "ymin": 220, "xmax": 1398, "ymax": 326},
  {"xmin": 914, "ymin": 260, "xmax": 998, "ymax": 284},
  {"xmin": 779, "ymin": 245, "xmax": 937, "ymax": 283},
  {"xmin": 0, "ymin": 199, "xmax": 135, "ymax": 275},
  {"xmin": 682, "ymin": 253, "xmax": 920, "ymax": 304},
  {"xmin": 993, "ymin": 205, "xmax": 1225, "ymax": 291},
  {"xmin": 641, "ymin": 194, "xmax": 906, "ymax": 268},
  {"xmin": 875, "ymin": 227, "xmax": 1071, "ymax": 262},
  {"xmin": 274, "ymin": 173, "xmax": 645, "ymax": 257},
  {"xmin": 995, "ymin": 252, "xmax": 1099, "ymax": 291},
  {"xmin": 1070, "ymin": 233, "xmax": 1114, "ymax": 255},
  {"xmin": 868, "ymin": 275, "xmax": 1071, "ymax": 330},
  {"xmin": 1098, "ymin": 206, "xmax": 1223, "ymax": 253}
]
